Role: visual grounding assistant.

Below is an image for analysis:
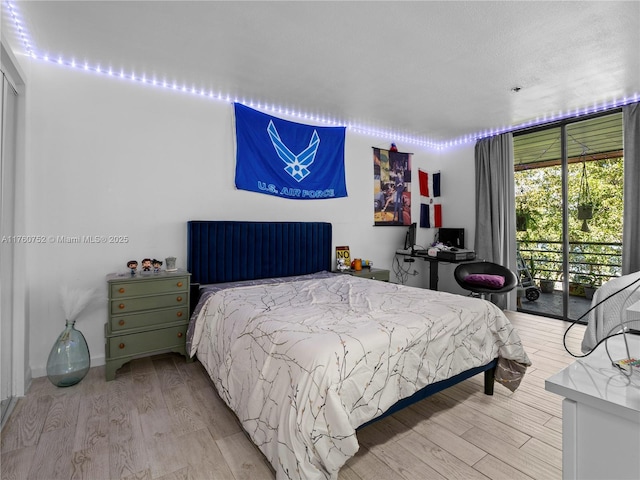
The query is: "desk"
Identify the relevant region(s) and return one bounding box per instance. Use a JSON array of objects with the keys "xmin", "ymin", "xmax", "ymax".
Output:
[
  {"xmin": 545, "ymin": 334, "xmax": 640, "ymax": 480},
  {"xmin": 395, "ymin": 250, "xmax": 474, "ymax": 290}
]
